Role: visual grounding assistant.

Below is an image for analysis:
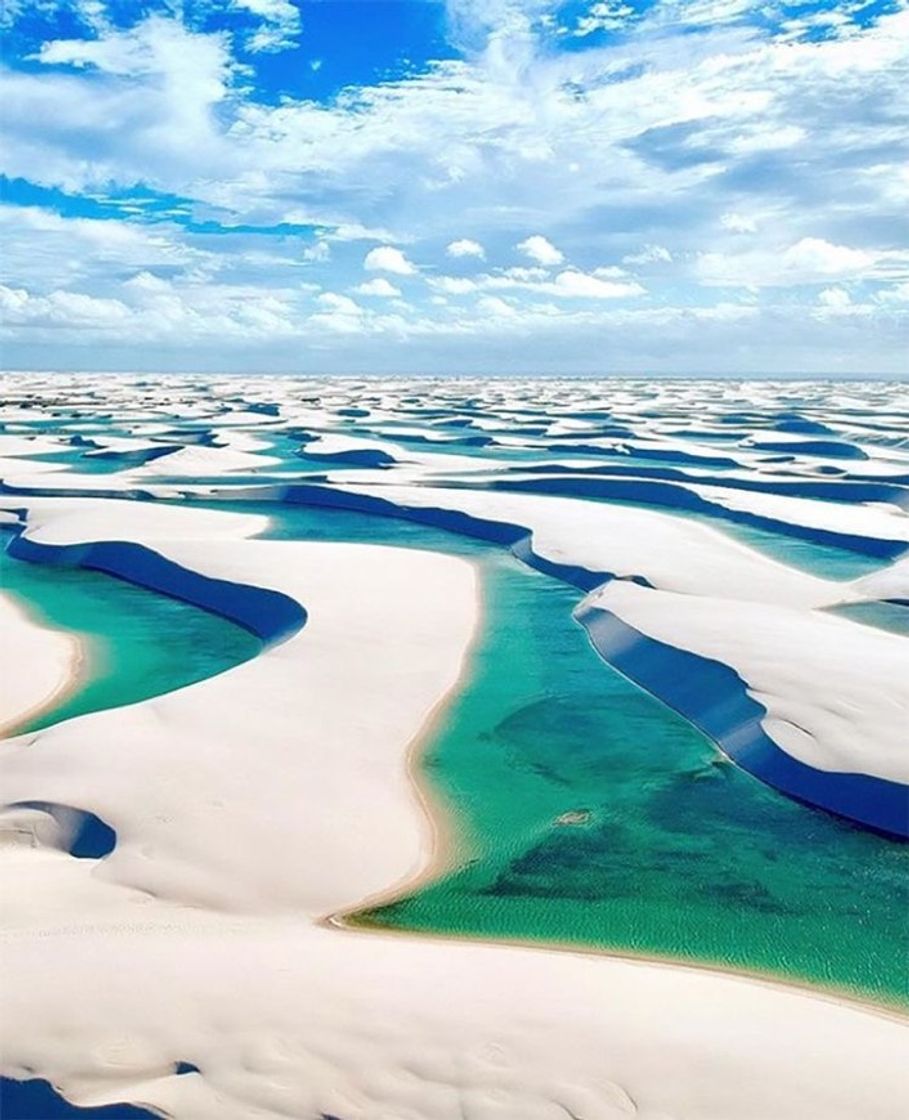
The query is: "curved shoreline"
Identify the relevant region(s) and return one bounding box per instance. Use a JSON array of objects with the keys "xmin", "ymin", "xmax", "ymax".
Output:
[
  {"xmin": 9, "ymin": 502, "xmax": 905, "ymax": 1002},
  {"xmin": 328, "ymin": 559, "xmax": 487, "ymax": 918},
  {"xmin": 268, "ymin": 483, "xmax": 909, "ymax": 837},
  {"xmin": 2, "ymin": 490, "xmax": 907, "ymax": 1118},
  {"xmin": 8, "ymin": 531, "xmax": 306, "ymax": 647},
  {"xmin": 576, "ymin": 601, "xmax": 909, "ymax": 839},
  {"xmin": 0, "ymin": 594, "xmax": 85, "ymax": 740},
  {"xmin": 330, "ymin": 554, "xmax": 908, "ymax": 1014},
  {"xmin": 10, "ymin": 518, "xmax": 904, "ymax": 1013},
  {"xmin": 331, "ymin": 910, "xmax": 909, "ymax": 1022}
]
